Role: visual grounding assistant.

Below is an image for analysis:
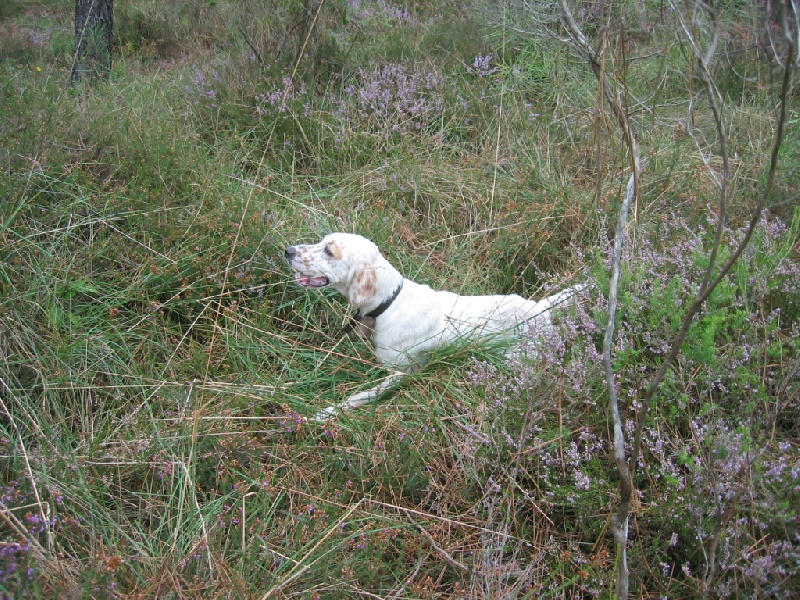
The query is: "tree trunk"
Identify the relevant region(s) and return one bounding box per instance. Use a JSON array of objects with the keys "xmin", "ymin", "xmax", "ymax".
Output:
[{"xmin": 71, "ymin": 0, "xmax": 114, "ymax": 83}]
